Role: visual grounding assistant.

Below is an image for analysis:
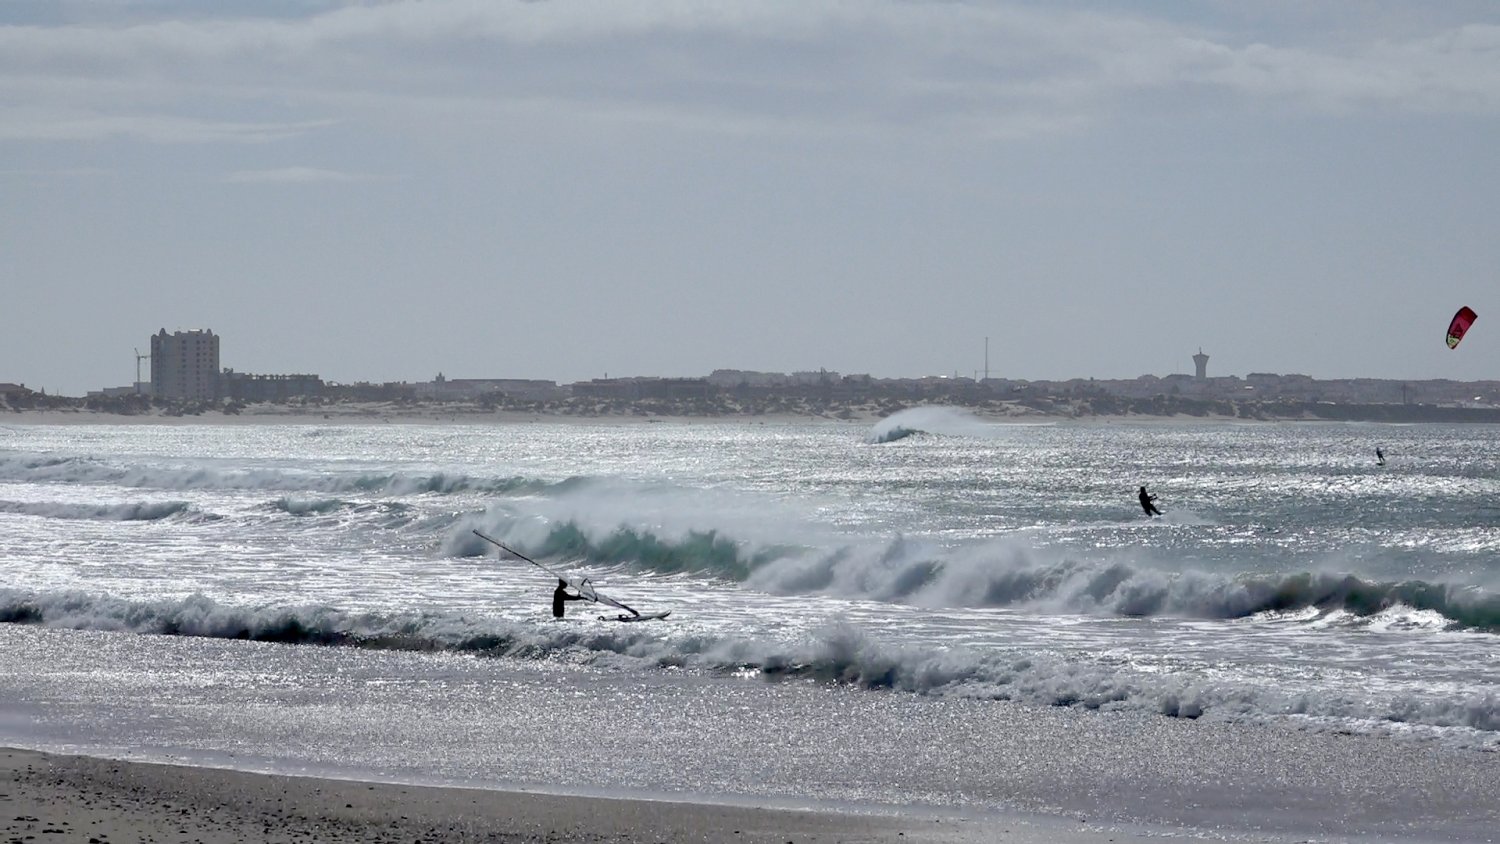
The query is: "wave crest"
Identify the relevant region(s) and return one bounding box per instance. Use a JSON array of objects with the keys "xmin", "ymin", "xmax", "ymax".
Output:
[
  {"xmin": 463, "ymin": 524, "xmax": 1500, "ymax": 632},
  {"xmin": 0, "ymin": 500, "xmax": 192, "ymax": 521},
  {"xmin": 0, "ymin": 454, "xmax": 583, "ymax": 498}
]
